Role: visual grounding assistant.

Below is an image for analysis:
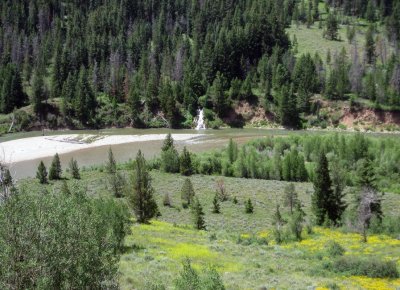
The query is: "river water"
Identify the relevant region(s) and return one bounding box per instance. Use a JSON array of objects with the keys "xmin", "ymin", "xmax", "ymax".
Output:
[{"xmin": 2, "ymin": 127, "xmax": 397, "ymax": 179}]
